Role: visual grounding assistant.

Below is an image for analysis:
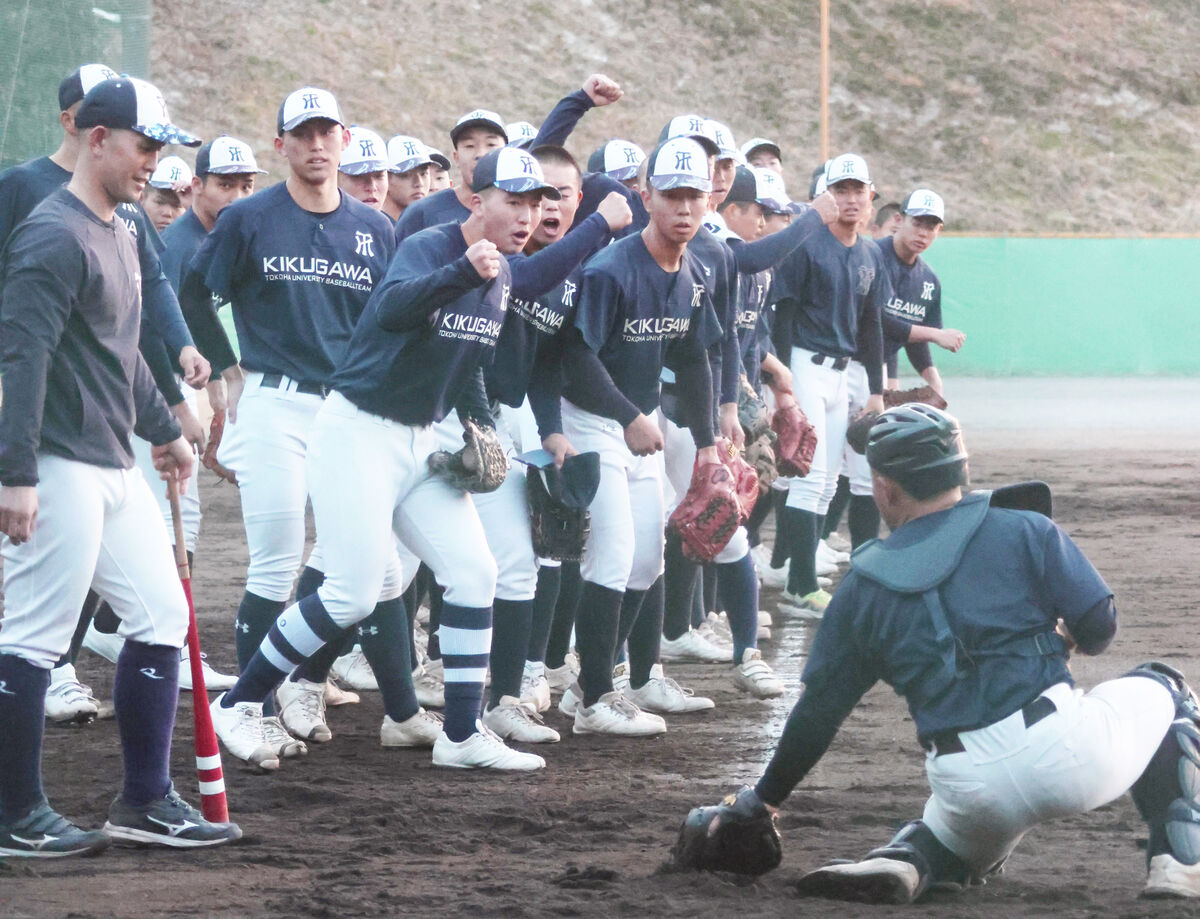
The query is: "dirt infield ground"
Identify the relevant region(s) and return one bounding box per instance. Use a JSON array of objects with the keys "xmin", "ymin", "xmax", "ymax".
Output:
[{"xmin": 3, "ymin": 393, "xmax": 1200, "ymax": 918}]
